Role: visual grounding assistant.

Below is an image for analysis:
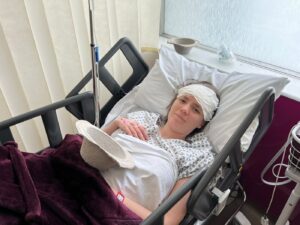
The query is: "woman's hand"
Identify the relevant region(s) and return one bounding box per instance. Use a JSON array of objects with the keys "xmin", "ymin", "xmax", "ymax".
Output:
[{"xmin": 116, "ymin": 117, "xmax": 148, "ymax": 140}]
